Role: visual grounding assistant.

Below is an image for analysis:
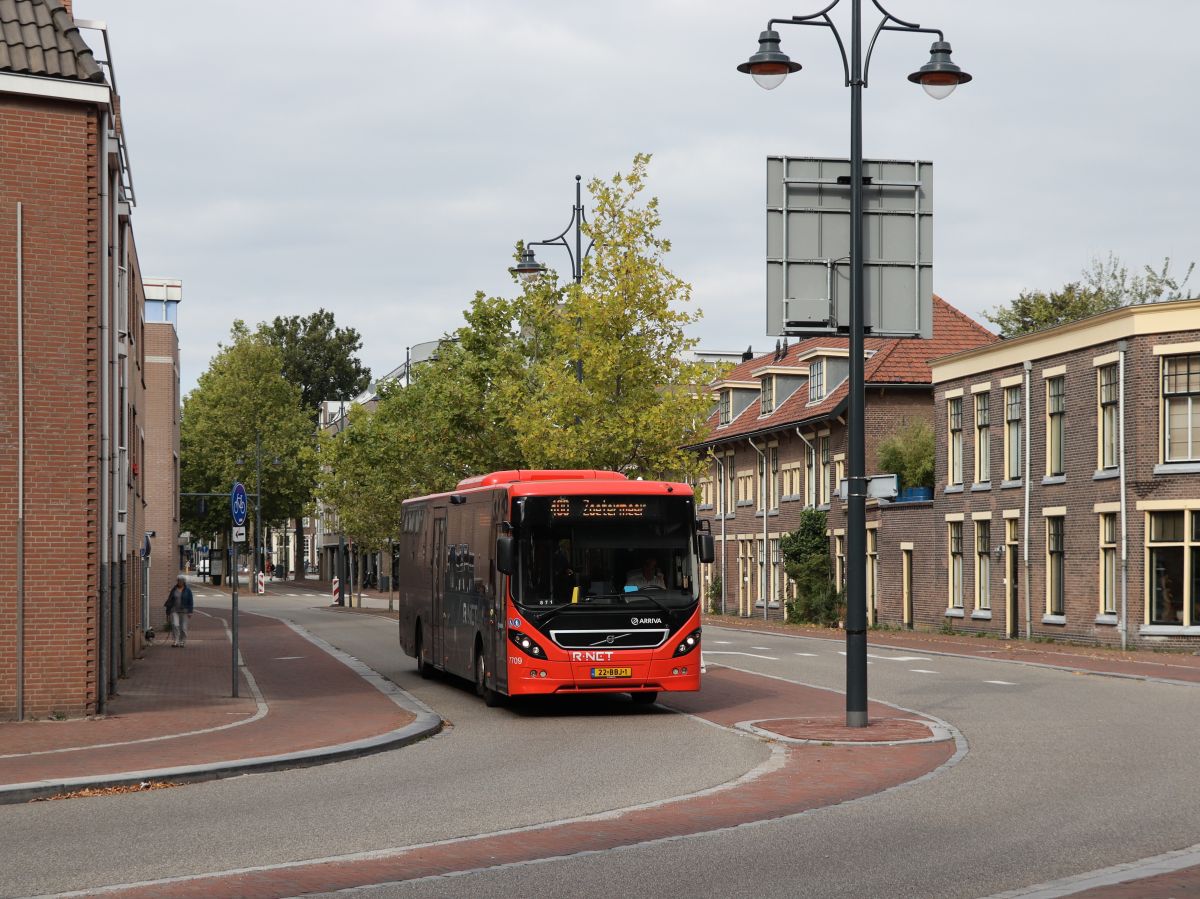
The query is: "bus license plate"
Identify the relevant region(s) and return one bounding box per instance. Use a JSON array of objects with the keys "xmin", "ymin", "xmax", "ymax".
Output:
[{"xmin": 590, "ymin": 667, "xmax": 632, "ymax": 679}]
